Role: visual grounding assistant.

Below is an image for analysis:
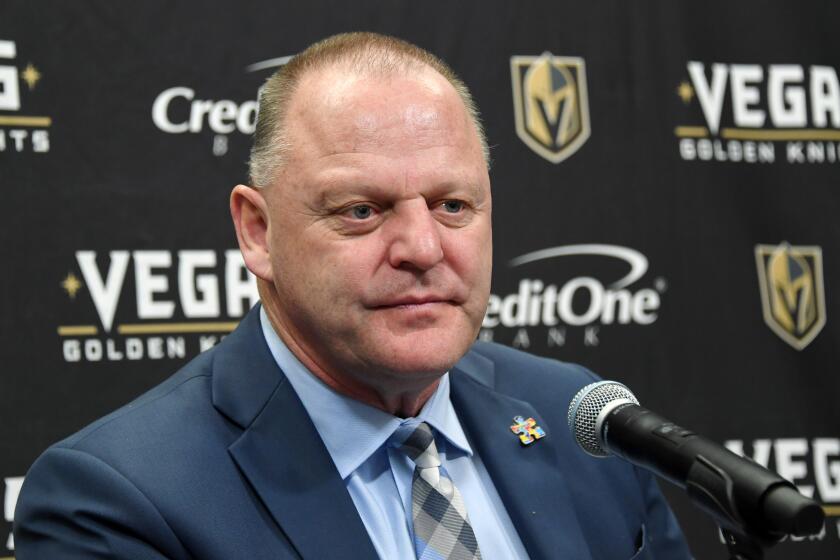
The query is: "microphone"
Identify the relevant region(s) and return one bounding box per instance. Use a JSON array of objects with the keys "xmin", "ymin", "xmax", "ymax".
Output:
[{"xmin": 567, "ymin": 380, "xmax": 824, "ymax": 542}]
